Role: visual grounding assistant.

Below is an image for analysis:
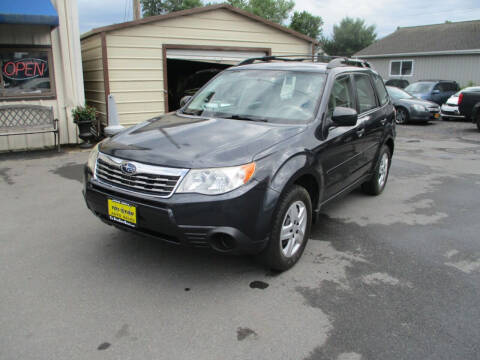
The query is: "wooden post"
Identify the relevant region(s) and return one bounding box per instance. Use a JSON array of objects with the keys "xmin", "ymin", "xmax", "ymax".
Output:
[{"xmin": 133, "ymin": 0, "xmax": 141, "ymax": 20}]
